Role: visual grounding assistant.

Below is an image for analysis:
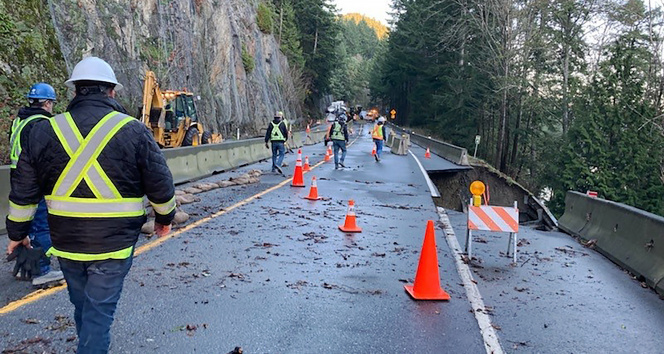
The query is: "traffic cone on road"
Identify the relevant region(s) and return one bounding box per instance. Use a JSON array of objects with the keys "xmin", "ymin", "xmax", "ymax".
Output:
[
  {"xmin": 327, "ymin": 145, "xmax": 333, "ymax": 160},
  {"xmin": 371, "ymin": 146, "xmax": 376, "ymax": 156},
  {"xmin": 338, "ymin": 200, "xmax": 362, "ymax": 233},
  {"xmin": 425, "ymin": 147, "xmax": 431, "ymax": 159},
  {"xmin": 324, "ymin": 148, "xmax": 331, "ymax": 162},
  {"xmin": 303, "ymin": 176, "xmax": 320, "ymax": 200},
  {"xmin": 404, "ymin": 220, "xmax": 450, "ymax": 300},
  {"xmin": 303, "ymin": 156, "xmax": 311, "ymax": 171},
  {"xmin": 291, "ymin": 149, "xmax": 305, "ymax": 187}
]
